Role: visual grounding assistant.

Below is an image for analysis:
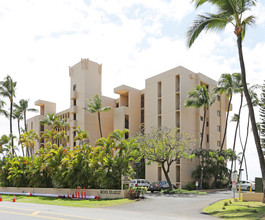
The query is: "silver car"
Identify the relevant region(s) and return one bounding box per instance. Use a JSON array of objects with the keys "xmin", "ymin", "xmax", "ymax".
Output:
[
  {"xmin": 130, "ymin": 179, "xmax": 150, "ymax": 188},
  {"xmin": 237, "ymin": 180, "xmax": 255, "ymax": 191}
]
